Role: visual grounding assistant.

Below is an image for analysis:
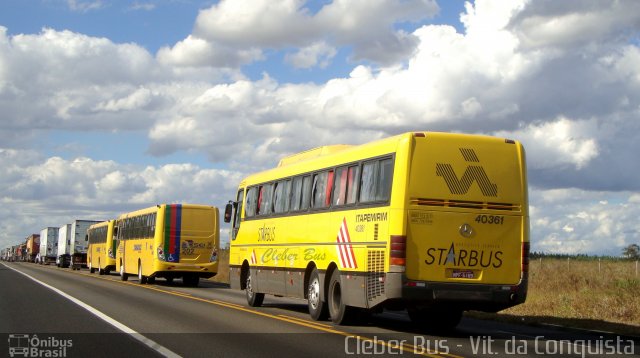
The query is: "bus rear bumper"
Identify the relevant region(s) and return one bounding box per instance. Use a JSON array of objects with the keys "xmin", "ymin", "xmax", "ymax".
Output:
[
  {"xmin": 397, "ymin": 277, "xmax": 528, "ymax": 312},
  {"xmin": 152, "ymin": 262, "xmax": 218, "ymax": 279}
]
